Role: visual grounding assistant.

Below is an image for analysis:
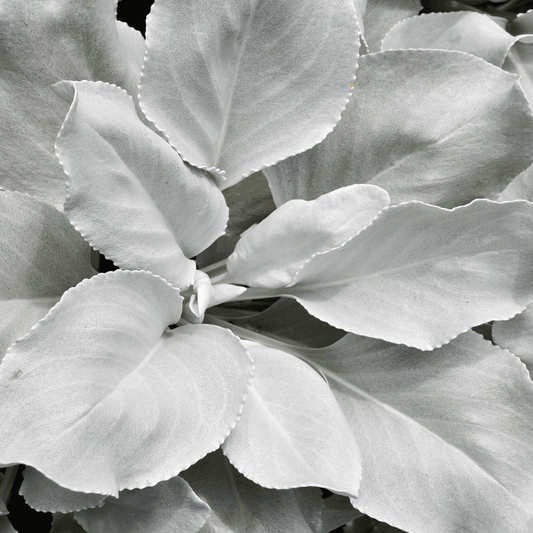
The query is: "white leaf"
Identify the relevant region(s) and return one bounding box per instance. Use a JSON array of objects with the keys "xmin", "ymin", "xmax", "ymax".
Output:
[
  {"xmin": 264, "ymin": 50, "xmax": 533, "ymax": 208},
  {"xmin": 223, "ymin": 341, "xmax": 361, "ymax": 498},
  {"xmin": 382, "ymin": 12, "xmax": 520, "ymax": 67},
  {"xmin": 139, "ymin": 0, "xmax": 359, "ymax": 188},
  {"xmin": 75, "ymin": 477, "xmax": 209, "ymax": 533},
  {"xmin": 225, "ymin": 185, "xmax": 389, "ymax": 288},
  {"xmin": 0, "ymin": 191, "xmax": 94, "ymax": 359},
  {"xmin": 302, "ymin": 331, "xmax": 533, "ymax": 532},
  {"xmin": 55, "ymin": 81, "xmax": 229, "ymax": 288},
  {"xmin": 0, "ymin": 271, "xmax": 253, "ymax": 496},
  {"xmin": 20, "ymin": 467, "xmax": 105, "ymax": 513},
  {"xmin": 282, "ymin": 200, "xmax": 533, "ymax": 350}
]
